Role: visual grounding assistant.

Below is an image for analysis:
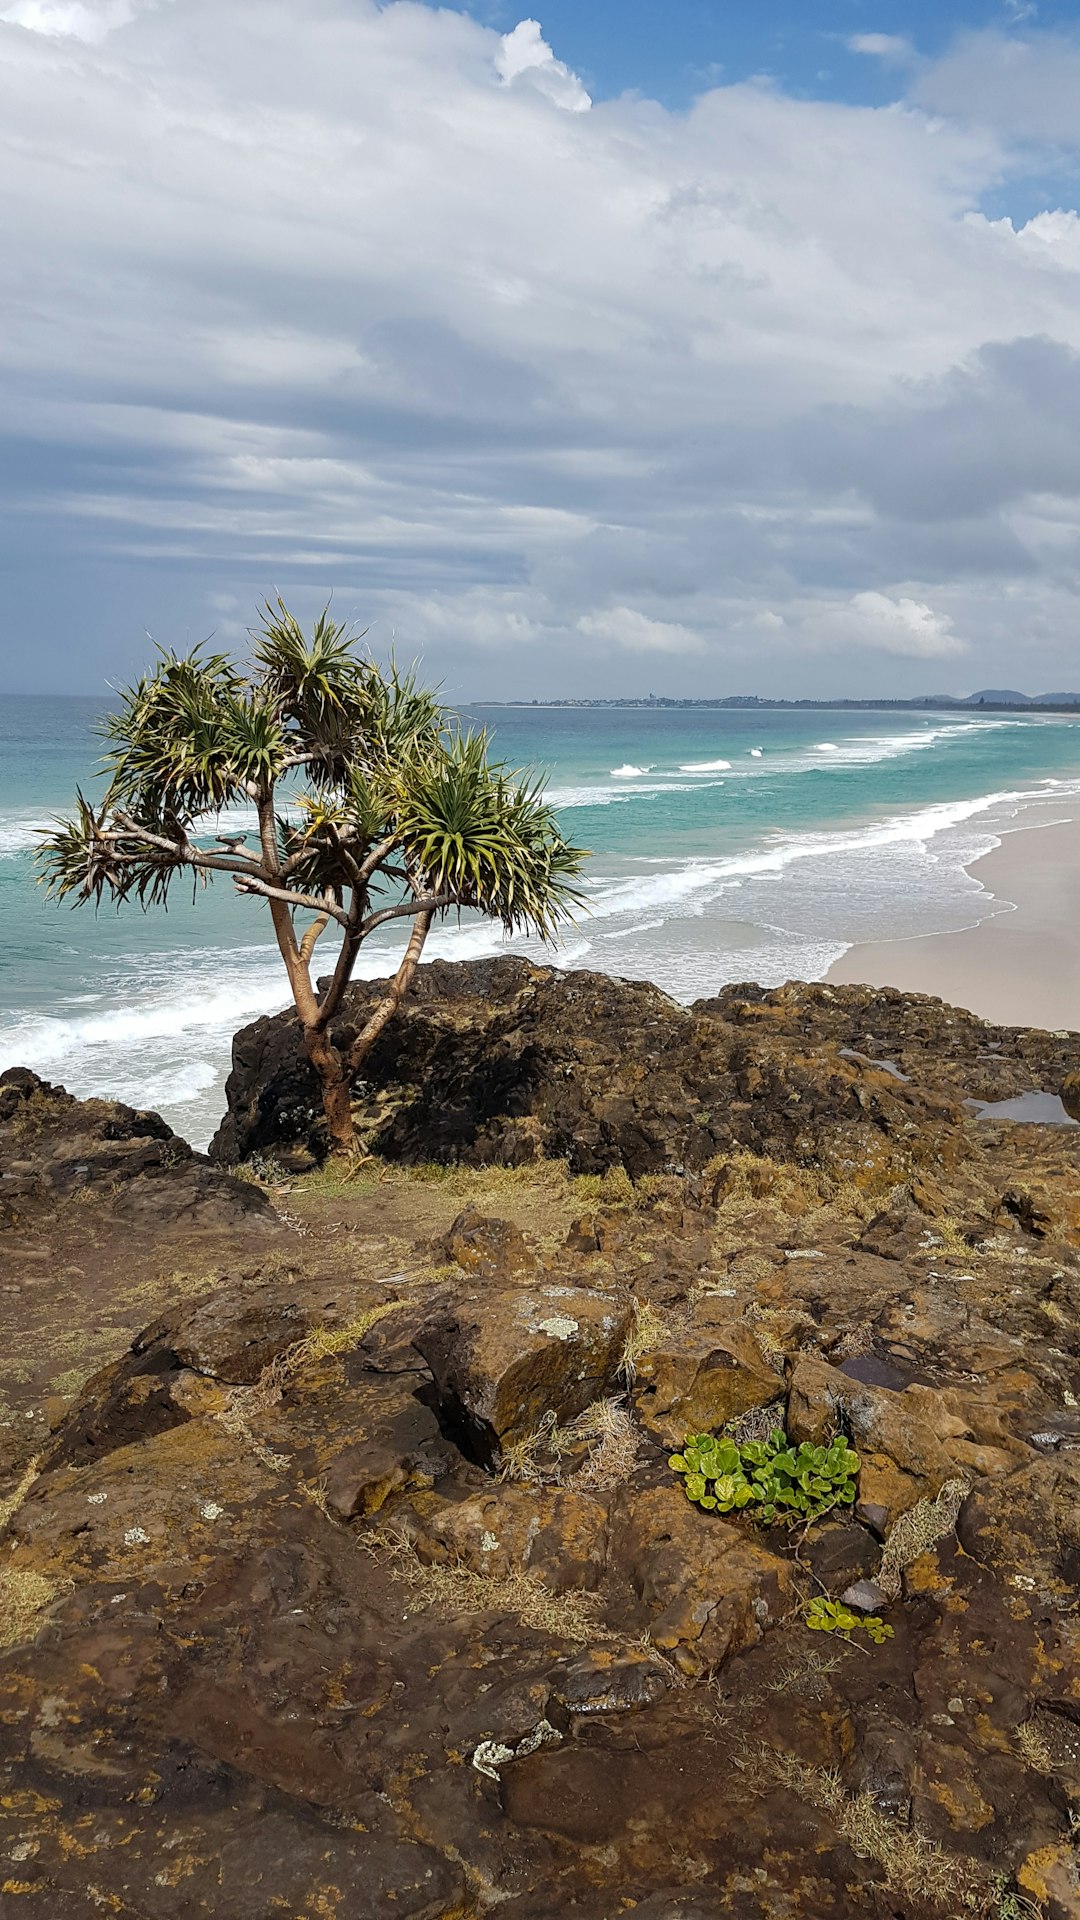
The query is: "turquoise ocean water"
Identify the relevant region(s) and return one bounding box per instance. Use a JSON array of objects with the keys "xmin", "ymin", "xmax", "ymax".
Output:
[{"xmin": 3, "ymin": 697, "xmax": 1080, "ymax": 1149}]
